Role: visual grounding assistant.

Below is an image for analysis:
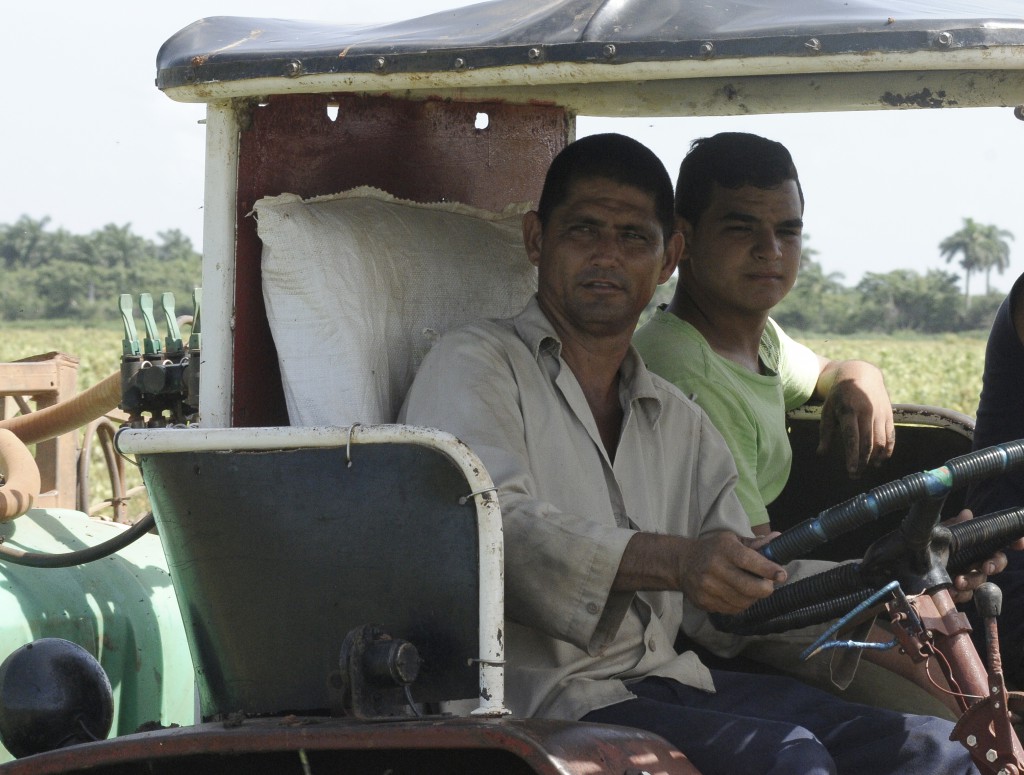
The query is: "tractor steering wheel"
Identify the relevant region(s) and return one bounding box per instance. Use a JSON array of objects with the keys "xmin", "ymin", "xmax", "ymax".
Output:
[{"xmin": 713, "ymin": 439, "xmax": 1024, "ymax": 637}]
